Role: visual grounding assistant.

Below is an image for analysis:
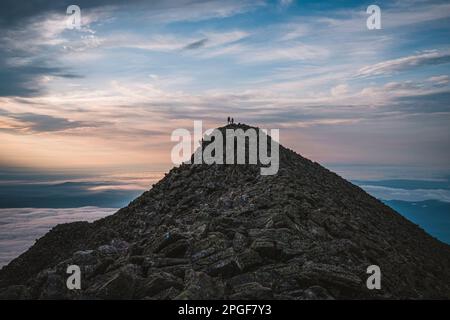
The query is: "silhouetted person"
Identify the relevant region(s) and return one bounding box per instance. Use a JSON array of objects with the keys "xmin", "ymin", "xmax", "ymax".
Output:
[
  {"xmin": 231, "ymin": 118, "xmax": 234, "ymax": 124},
  {"xmin": 227, "ymin": 116, "xmax": 230, "ymax": 124}
]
